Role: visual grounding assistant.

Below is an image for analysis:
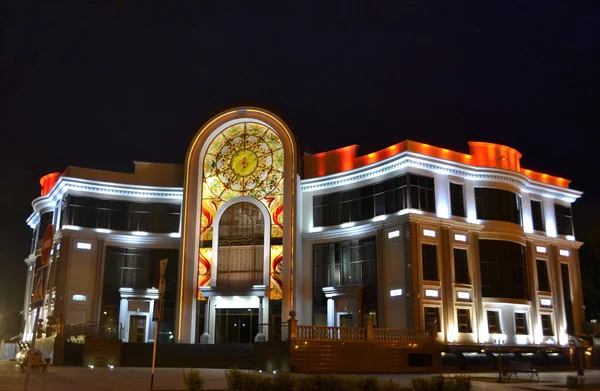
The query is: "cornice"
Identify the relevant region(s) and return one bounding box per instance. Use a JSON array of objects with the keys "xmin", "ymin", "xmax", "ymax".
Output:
[
  {"xmin": 300, "ymin": 152, "xmax": 582, "ymax": 203},
  {"xmin": 59, "ymin": 227, "xmax": 181, "ymax": 248},
  {"xmin": 524, "ymin": 232, "xmax": 584, "ymax": 249}
]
